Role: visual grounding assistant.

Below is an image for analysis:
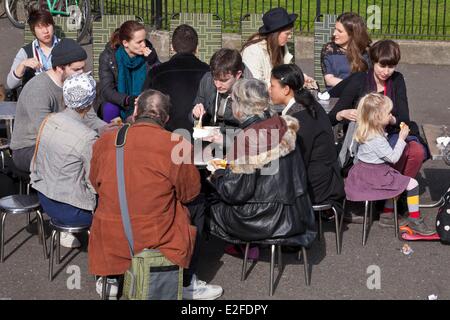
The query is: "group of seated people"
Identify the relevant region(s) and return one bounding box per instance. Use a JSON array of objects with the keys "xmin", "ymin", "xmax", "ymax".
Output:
[{"xmin": 4, "ymin": 7, "xmax": 432, "ymax": 300}]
